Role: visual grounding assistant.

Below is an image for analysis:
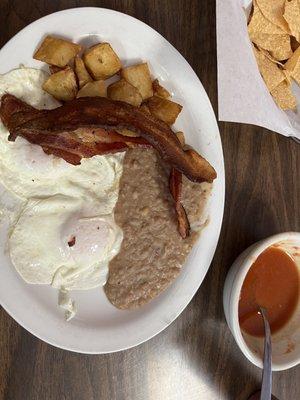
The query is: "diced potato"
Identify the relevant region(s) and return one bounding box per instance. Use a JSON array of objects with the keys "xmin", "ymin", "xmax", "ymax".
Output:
[
  {"xmin": 176, "ymin": 131, "xmax": 185, "ymax": 147},
  {"xmin": 152, "ymin": 79, "xmax": 170, "ymax": 98},
  {"xmin": 107, "ymin": 79, "xmax": 142, "ymax": 106},
  {"xmin": 121, "ymin": 63, "xmax": 153, "ymax": 100},
  {"xmin": 146, "ymin": 96, "xmax": 182, "ymax": 125},
  {"xmin": 42, "ymin": 67, "xmax": 77, "ymax": 101},
  {"xmin": 34, "ymin": 36, "xmax": 81, "ymax": 67},
  {"xmin": 77, "ymin": 81, "xmax": 106, "ymax": 98},
  {"xmin": 49, "ymin": 65, "xmax": 63, "ymax": 74},
  {"xmin": 115, "ymin": 128, "xmax": 140, "ymax": 138},
  {"xmin": 83, "ymin": 43, "xmax": 121, "ymax": 80},
  {"xmin": 74, "ymin": 57, "xmax": 92, "ymax": 88}
]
